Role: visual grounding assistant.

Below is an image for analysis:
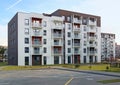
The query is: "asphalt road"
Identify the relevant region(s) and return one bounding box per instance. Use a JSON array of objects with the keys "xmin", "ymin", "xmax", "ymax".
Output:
[{"xmin": 0, "ymin": 68, "xmax": 120, "ymax": 85}]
